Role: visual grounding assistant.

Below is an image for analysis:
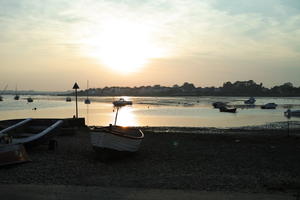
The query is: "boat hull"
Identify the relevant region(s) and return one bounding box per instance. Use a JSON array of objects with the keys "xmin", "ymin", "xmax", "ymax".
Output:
[
  {"xmin": 90, "ymin": 126, "xmax": 144, "ymax": 155},
  {"xmin": 0, "ymin": 144, "xmax": 30, "ymax": 167}
]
